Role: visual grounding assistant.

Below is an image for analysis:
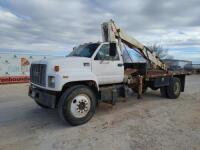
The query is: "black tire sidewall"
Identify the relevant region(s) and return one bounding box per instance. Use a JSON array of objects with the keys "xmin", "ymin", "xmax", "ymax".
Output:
[
  {"xmin": 160, "ymin": 86, "xmax": 168, "ymax": 98},
  {"xmin": 167, "ymin": 77, "xmax": 181, "ymax": 99},
  {"xmin": 58, "ymin": 85, "xmax": 96, "ymax": 125}
]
